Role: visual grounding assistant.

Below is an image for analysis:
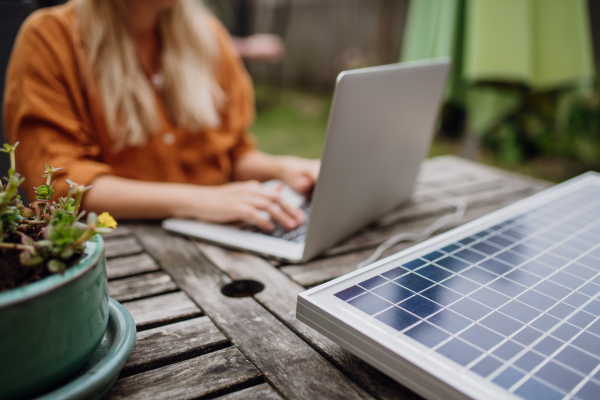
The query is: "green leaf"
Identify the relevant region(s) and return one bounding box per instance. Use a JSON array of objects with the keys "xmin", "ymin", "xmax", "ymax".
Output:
[{"xmin": 48, "ymin": 259, "xmax": 66, "ymax": 273}]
